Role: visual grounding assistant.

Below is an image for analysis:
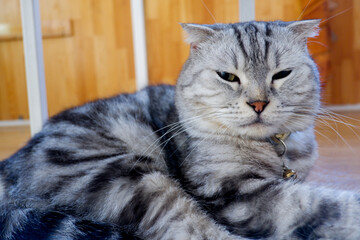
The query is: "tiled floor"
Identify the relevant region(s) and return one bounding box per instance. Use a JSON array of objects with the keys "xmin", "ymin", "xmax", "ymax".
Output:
[{"xmin": 1, "ymin": 111, "xmax": 360, "ymax": 191}]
